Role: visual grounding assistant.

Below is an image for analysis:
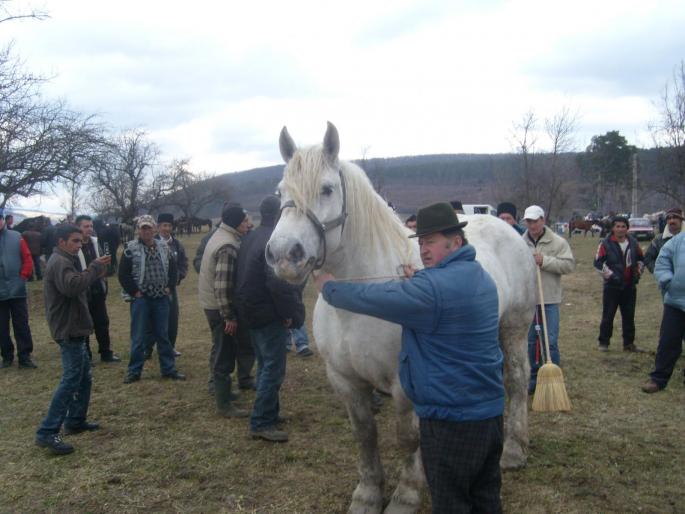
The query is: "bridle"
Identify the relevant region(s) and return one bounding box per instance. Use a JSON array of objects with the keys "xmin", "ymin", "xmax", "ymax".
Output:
[{"xmin": 279, "ymin": 168, "xmax": 348, "ymax": 270}]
